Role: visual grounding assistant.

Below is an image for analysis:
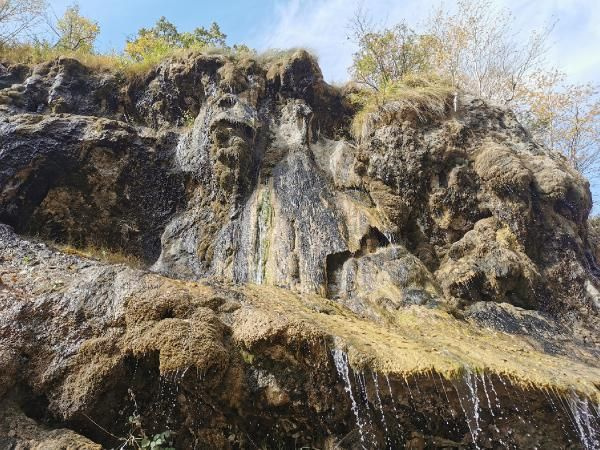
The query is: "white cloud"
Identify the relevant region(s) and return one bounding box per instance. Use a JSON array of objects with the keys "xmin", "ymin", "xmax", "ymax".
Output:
[
  {"xmin": 256, "ymin": 0, "xmax": 433, "ymax": 82},
  {"xmin": 256, "ymin": 0, "xmax": 600, "ymax": 84},
  {"xmin": 255, "ymin": 0, "xmax": 358, "ymax": 82}
]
